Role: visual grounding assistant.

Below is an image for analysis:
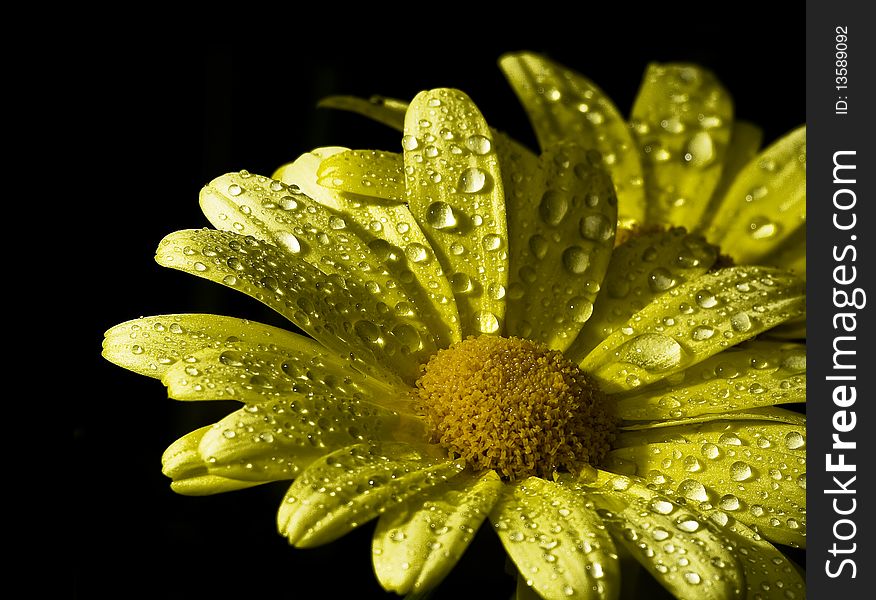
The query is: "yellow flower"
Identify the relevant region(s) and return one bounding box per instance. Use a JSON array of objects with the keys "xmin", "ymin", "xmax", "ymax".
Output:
[{"xmin": 104, "ymin": 82, "xmax": 806, "ymax": 599}]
